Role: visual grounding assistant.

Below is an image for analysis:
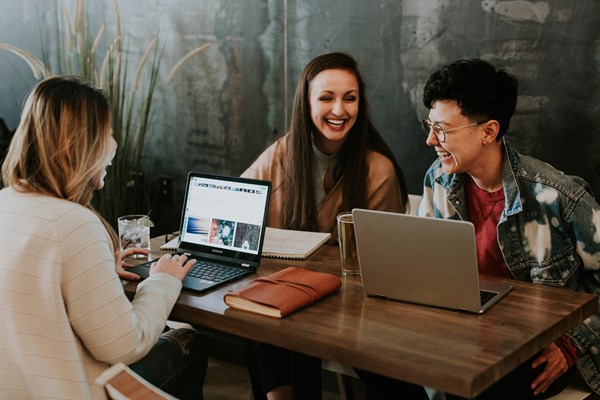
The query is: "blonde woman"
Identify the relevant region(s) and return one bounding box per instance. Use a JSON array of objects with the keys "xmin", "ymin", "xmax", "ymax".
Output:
[{"xmin": 0, "ymin": 76, "xmax": 206, "ymax": 399}]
